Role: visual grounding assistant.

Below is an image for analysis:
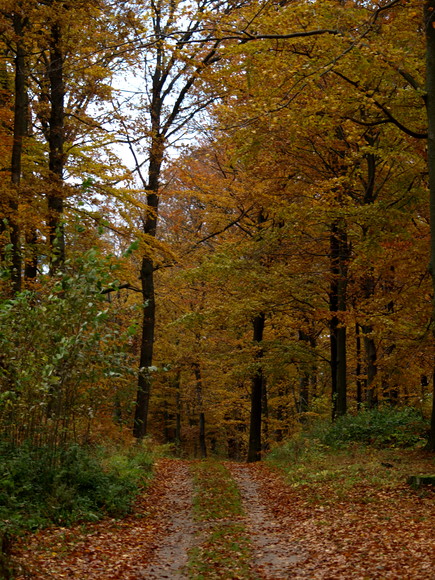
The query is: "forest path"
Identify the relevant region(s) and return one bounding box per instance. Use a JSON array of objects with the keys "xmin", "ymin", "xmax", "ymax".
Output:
[
  {"xmin": 13, "ymin": 459, "xmax": 201, "ymax": 579},
  {"xmin": 13, "ymin": 457, "xmax": 435, "ymax": 579},
  {"xmin": 14, "ymin": 458, "xmax": 308, "ymax": 579},
  {"xmin": 229, "ymin": 462, "xmax": 307, "ymax": 579}
]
